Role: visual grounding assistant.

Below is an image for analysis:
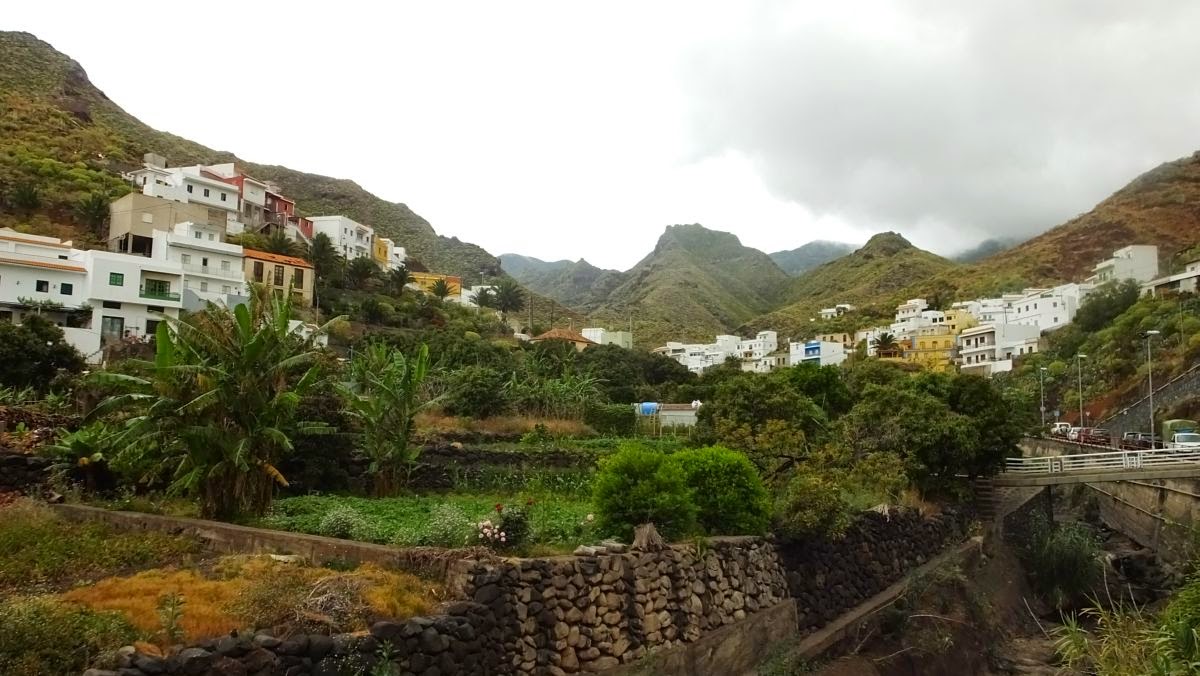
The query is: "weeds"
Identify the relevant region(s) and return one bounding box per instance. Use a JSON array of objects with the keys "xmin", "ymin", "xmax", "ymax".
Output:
[{"xmin": 0, "ymin": 596, "xmax": 138, "ymax": 676}]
